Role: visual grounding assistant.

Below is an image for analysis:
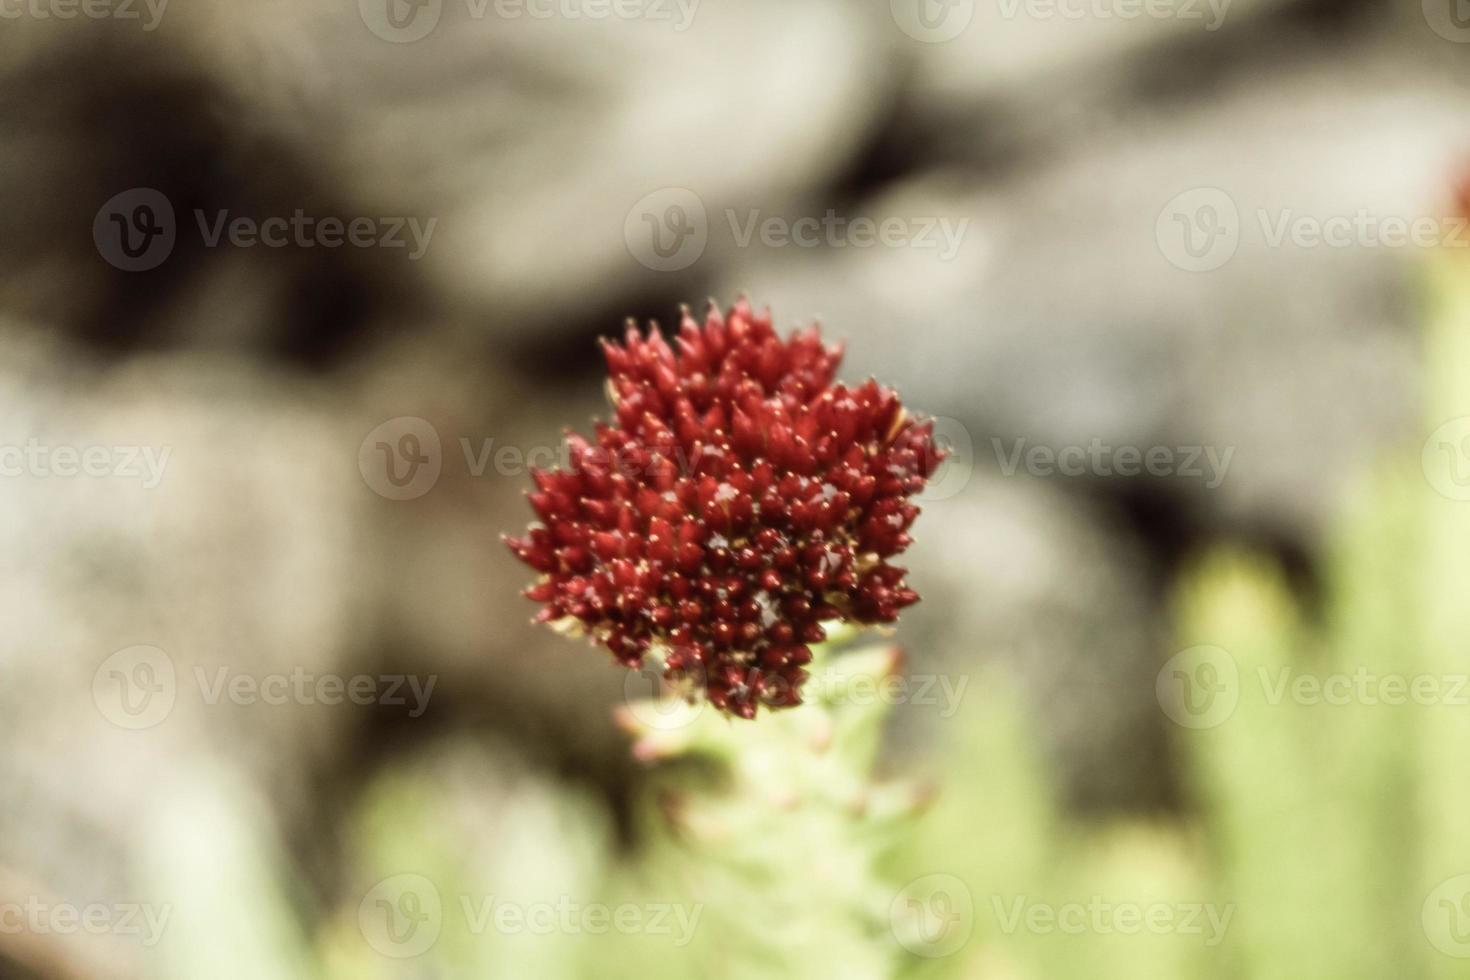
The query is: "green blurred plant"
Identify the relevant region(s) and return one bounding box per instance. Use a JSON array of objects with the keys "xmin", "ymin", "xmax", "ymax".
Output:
[
  {"xmin": 878, "ymin": 250, "xmax": 1470, "ymax": 979},
  {"xmin": 618, "ymin": 630, "xmax": 927, "ymax": 979}
]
